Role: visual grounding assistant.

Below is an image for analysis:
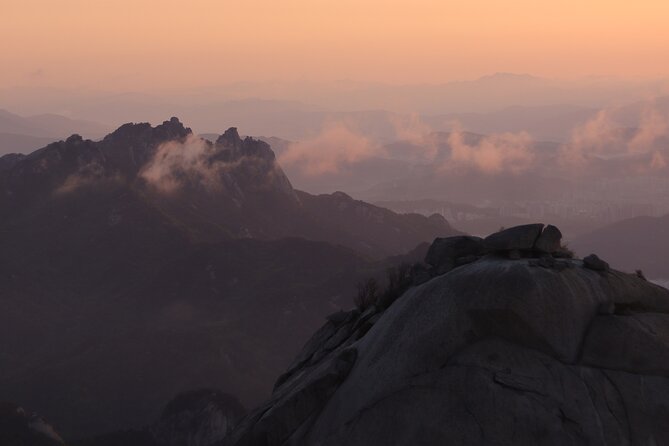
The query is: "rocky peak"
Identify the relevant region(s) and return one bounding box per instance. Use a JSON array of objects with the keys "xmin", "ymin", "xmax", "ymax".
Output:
[
  {"xmin": 0, "ymin": 153, "xmax": 26, "ymax": 171},
  {"xmin": 102, "ymin": 118, "xmax": 191, "ymax": 148},
  {"xmin": 229, "ymin": 224, "xmax": 669, "ymax": 445},
  {"xmin": 65, "ymin": 134, "xmax": 84, "ymax": 144},
  {"xmin": 215, "ymin": 128, "xmax": 275, "ymax": 161},
  {"xmin": 216, "ymin": 127, "xmax": 242, "ymax": 148}
]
